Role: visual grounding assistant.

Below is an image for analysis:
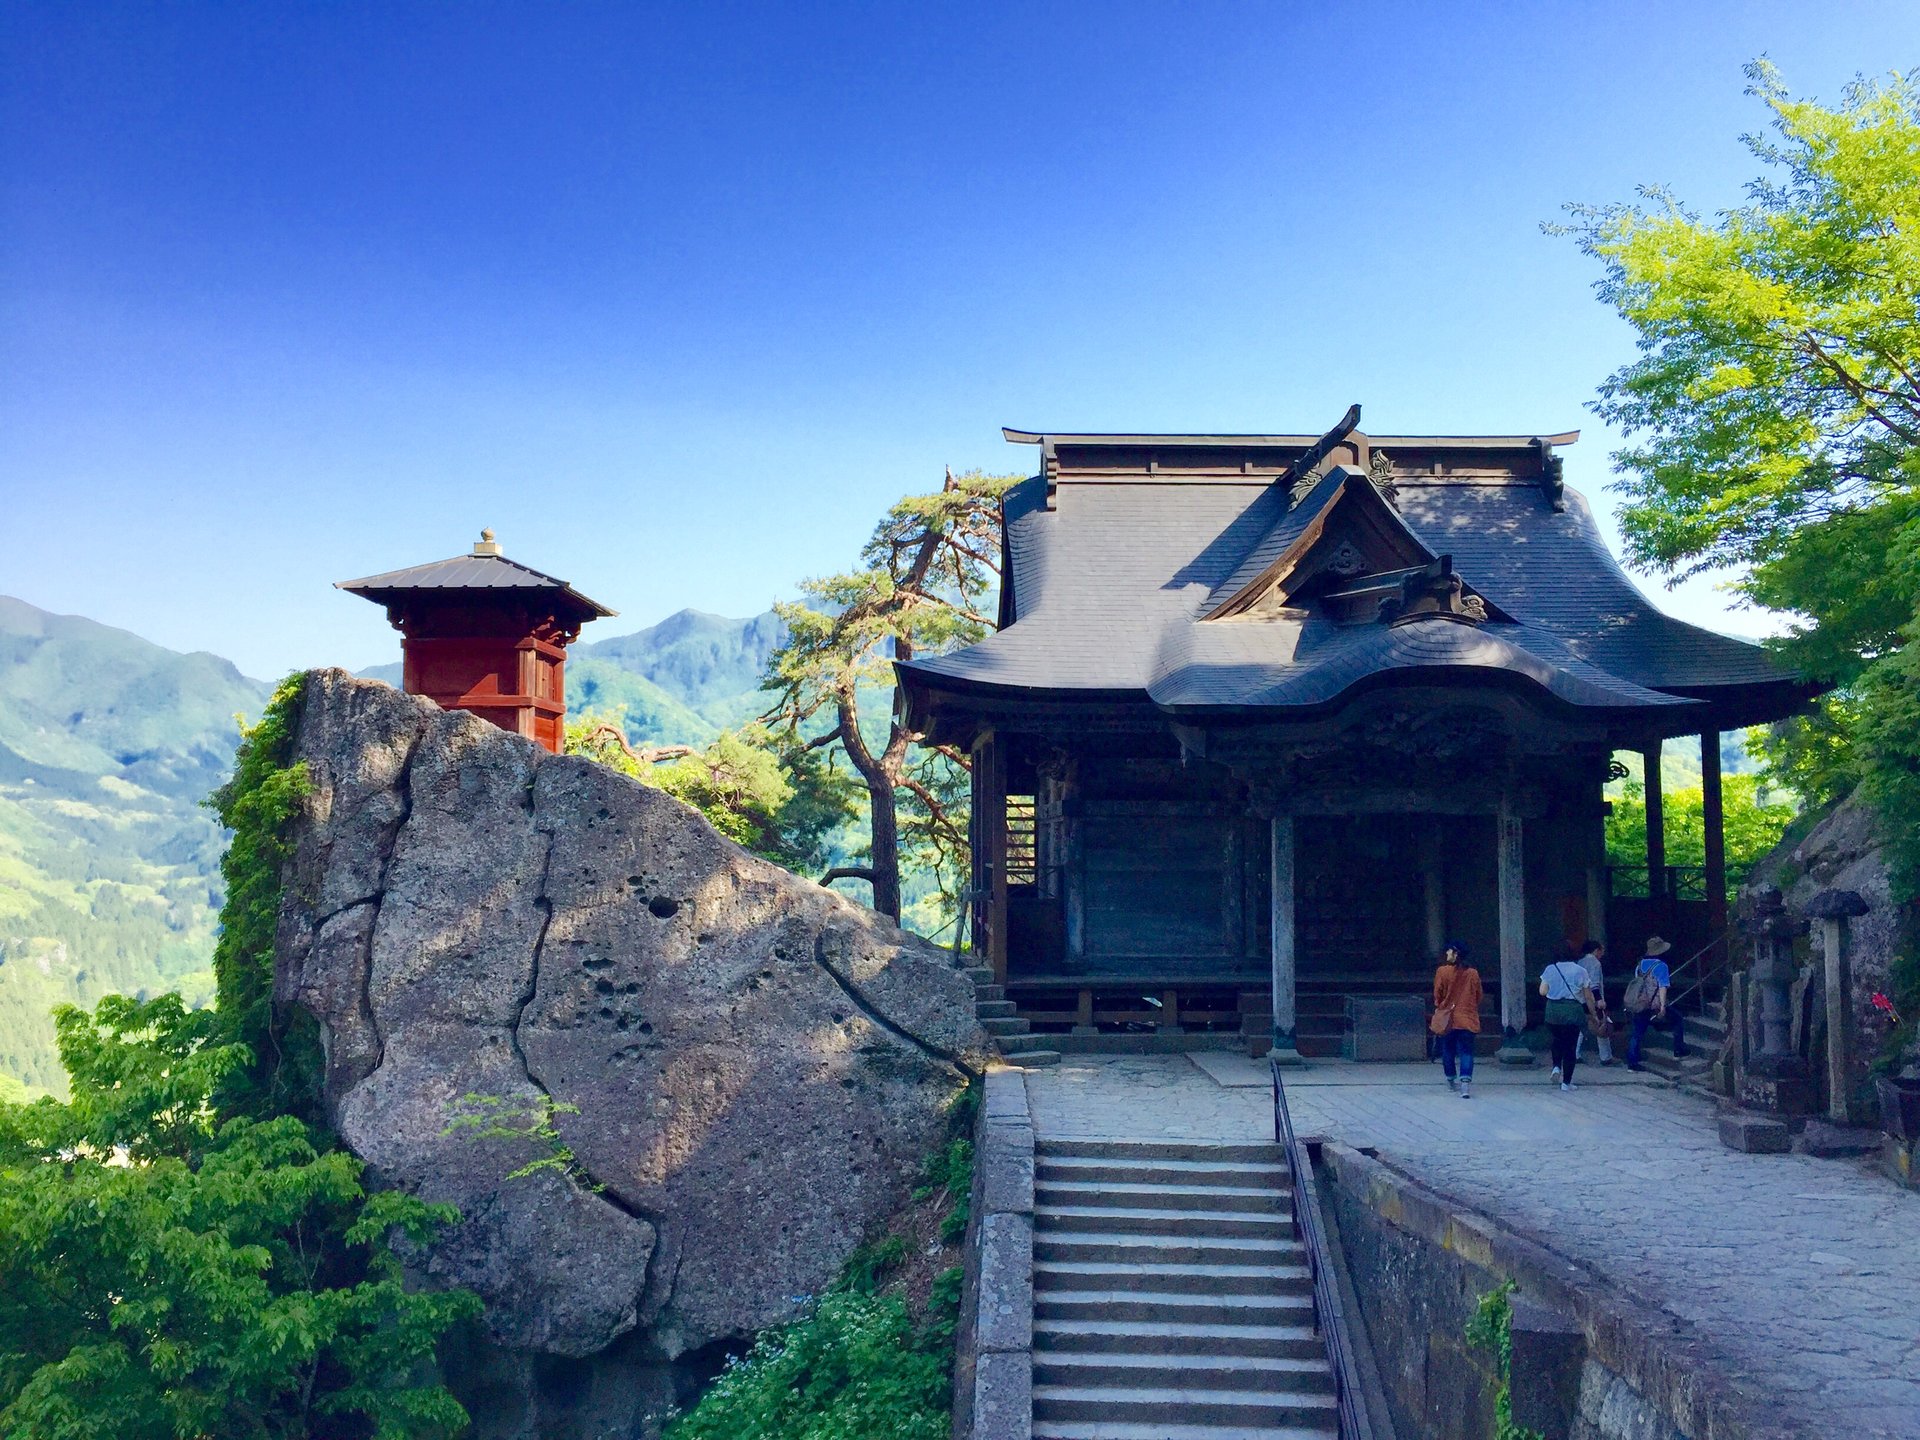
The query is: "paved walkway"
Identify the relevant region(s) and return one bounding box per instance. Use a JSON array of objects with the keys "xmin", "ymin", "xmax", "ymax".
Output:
[{"xmin": 1022, "ymin": 1053, "xmax": 1920, "ymax": 1439}]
